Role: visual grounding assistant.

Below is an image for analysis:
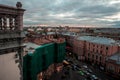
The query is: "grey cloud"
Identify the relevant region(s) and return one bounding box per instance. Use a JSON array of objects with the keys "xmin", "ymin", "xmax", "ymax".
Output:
[
  {"xmin": 0, "ymin": 0, "xmax": 120, "ymax": 28},
  {"xmin": 111, "ymin": 21, "xmax": 120, "ymax": 28}
]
